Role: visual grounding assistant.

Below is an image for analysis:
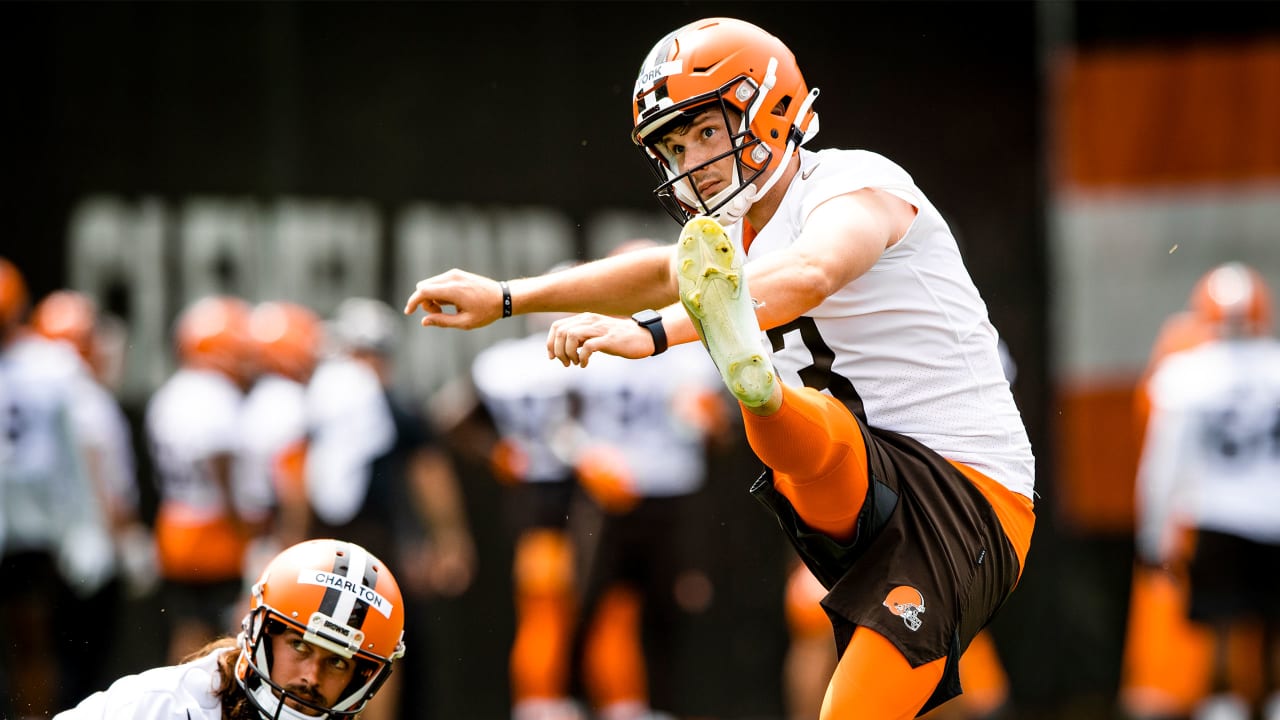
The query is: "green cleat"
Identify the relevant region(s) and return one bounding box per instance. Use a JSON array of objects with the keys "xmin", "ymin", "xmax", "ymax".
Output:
[{"xmin": 677, "ymin": 216, "xmax": 776, "ymax": 408}]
